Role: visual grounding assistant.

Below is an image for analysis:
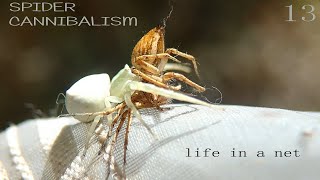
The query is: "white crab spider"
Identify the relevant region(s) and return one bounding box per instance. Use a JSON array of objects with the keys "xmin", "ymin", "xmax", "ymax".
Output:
[
  {"xmin": 65, "ymin": 64, "xmax": 222, "ymax": 154},
  {"xmin": 65, "ymin": 63, "xmax": 191, "ymax": 122}
]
